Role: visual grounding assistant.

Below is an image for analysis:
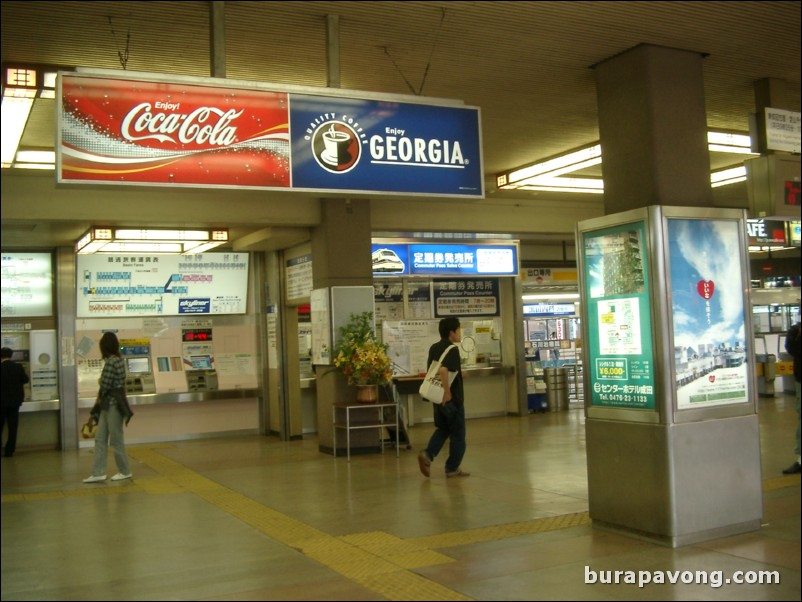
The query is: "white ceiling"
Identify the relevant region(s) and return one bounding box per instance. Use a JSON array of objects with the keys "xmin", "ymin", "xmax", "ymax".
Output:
[{"xmin": 1, "ymin": 1, "xmax": 800, "ymax": 250}]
